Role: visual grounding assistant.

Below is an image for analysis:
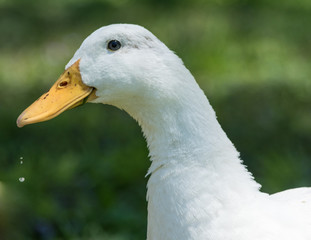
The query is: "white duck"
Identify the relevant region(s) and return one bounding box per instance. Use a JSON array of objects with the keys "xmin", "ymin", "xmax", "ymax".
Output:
[{"xmin": 17, "ymin": 24, "xmax": 311, "ymax": 240}]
